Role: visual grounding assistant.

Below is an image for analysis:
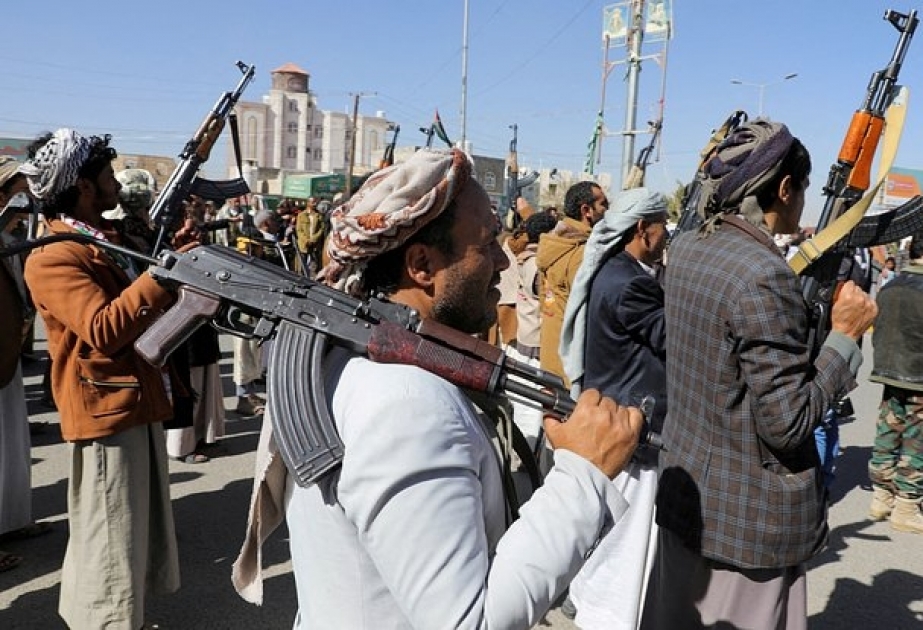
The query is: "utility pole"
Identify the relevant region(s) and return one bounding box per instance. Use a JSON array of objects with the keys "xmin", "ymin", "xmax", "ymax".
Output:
[
  {"xmin": 460, "ymin": 0, "xmax": 470, "ymax": 150},
  {"xmin": 621, "ymin": 0, "xmax": 645, "ymax": 186},
  {"xmin": 345, "ymin": 91, "xmax": 375, "ymax": 201}
]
